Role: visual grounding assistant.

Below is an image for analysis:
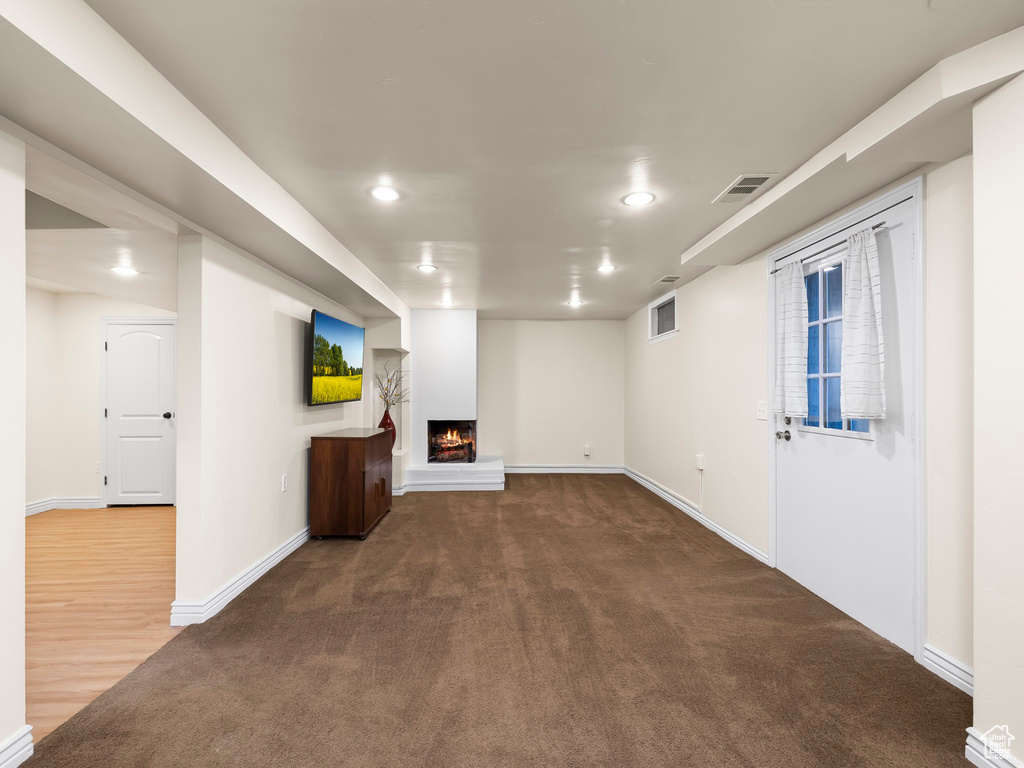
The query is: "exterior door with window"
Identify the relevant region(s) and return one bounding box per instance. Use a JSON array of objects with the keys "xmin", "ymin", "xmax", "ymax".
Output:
[
  {"xmin": 104, "ymin": 321, "xmax": 176, "ymax": 505},
  {"xmin": 774, "ymin": 195, "xmax": 918, "ymax": 654}
]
